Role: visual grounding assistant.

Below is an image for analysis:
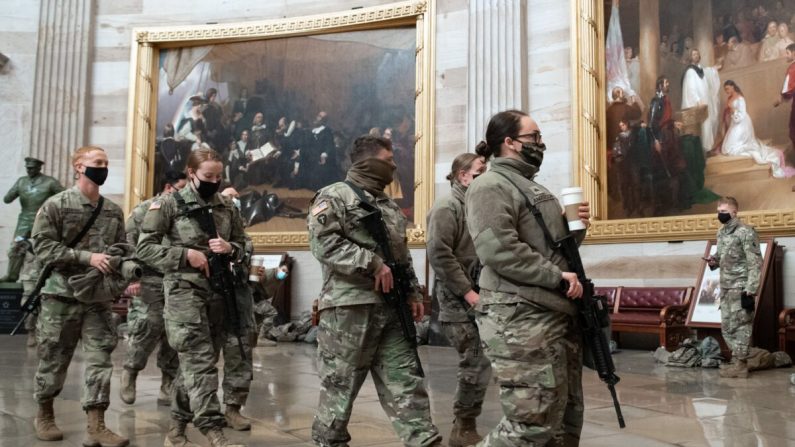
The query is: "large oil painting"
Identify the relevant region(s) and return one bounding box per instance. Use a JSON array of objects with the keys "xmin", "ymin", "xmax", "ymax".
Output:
[
  {"xmin": 605, "ymin": 0, "xmax": 795, "ymax": 220},
  {"xmin": 124, "ymin": 1, "xmax": 436, "ymax": 249},
  {"xmin": 571, "ymin": 0, "xmax": 795, "ymax": 242}
]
